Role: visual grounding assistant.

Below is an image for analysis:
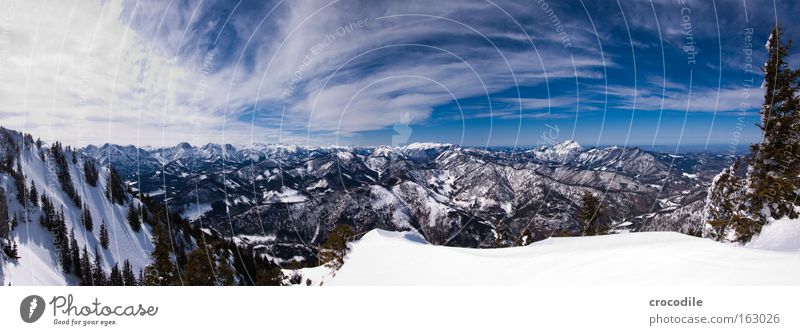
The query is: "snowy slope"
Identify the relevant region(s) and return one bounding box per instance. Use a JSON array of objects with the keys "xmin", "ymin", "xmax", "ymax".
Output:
[
  {"xmin": 1, "ymin": 144, "xmax": 153, "ymax": 285},
  {"xmin": 328, "ymin": 229, "xmax": 800, "ymax": 285},
  {"xmin": 747, "ymin": 218, "xmax": 800, "ymax": 252}
]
